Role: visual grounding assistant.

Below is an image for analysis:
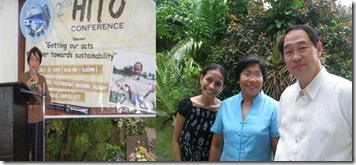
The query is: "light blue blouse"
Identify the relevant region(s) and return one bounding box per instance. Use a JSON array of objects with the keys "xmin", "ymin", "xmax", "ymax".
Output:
[{"xmin": 211, "ymin": 91, "xmax": 279, "ymax": 161}]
